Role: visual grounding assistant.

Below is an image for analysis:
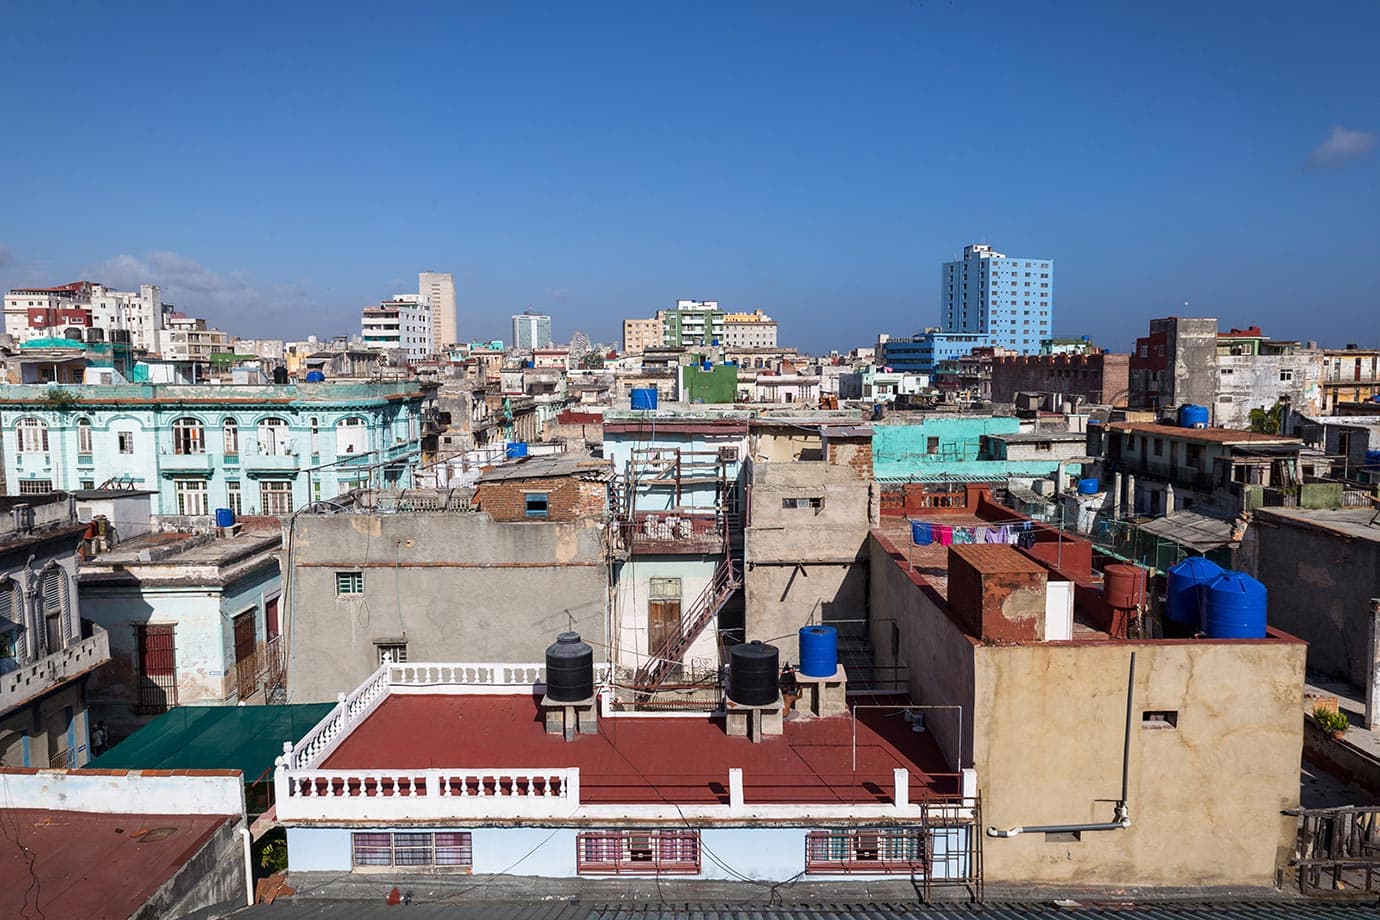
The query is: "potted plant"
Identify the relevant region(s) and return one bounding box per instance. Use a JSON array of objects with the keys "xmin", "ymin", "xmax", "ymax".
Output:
[{"xmin": 1314, "ymin": 705, "xmax": 1350, "ymax": 740}]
